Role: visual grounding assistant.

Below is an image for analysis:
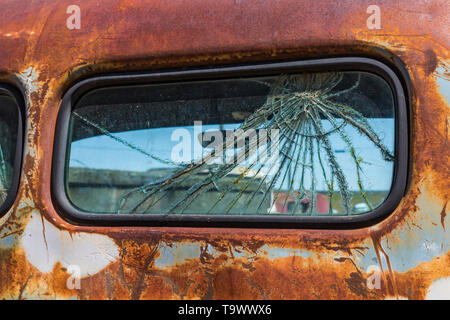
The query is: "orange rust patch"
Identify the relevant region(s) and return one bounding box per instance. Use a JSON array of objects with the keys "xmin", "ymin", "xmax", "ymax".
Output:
[
  {"xmin": 0, "ymin": 0, "xmax": 448, "ymax": 300},
  {"xmin": 395, "ymin": 251, "xmax": 450, "ymax": 300}
]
